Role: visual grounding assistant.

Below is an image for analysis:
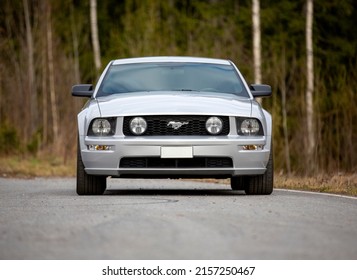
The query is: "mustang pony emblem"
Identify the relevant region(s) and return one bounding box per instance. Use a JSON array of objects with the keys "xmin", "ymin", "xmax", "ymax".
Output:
[{"xmin": 167, "ymin": 121, "xmax": 189, "ymax": 130}]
